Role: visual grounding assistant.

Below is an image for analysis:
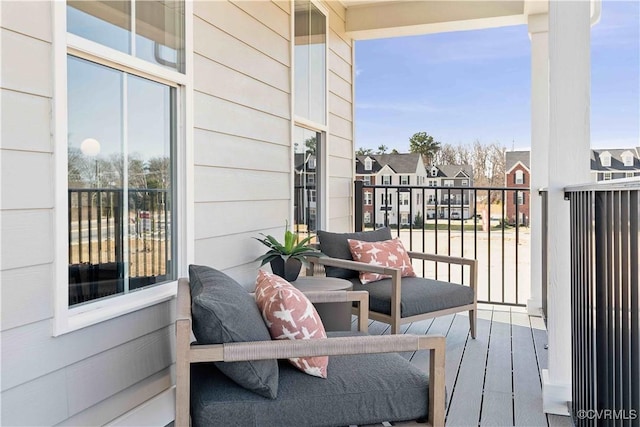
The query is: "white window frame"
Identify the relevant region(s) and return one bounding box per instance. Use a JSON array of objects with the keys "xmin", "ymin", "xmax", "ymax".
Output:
[
  {"xmin": 363, "ymin": 176, "xmax": 371, "ymax": 185},
  {"xmin": 364, "ymin": 191, "xmax": 372, "ymax": 205},
  {"xmin": 400, "ymin": 193, "xmax": 410, "ymax": 206},
  {"xmin": 626, "ymin": 172, "xmax": 635, "ymax": 178},
  {"xmin": 53, "ymin": 2, "xmax": 193, "ymax": 335},
  {"xmin": 515, "ymin": 170, "xmax": 524, "ymax": 185},
  {"xmin": 364, "ymin": 158, "xmax": 372, "ymax": 170},
  {"xmin": 622, "ymin": 154, "xmax": 634, "ymax": 167},
  {"xmin": 364, "ymin": 211, "xmax": 371, "ymax": 223},
  {"xmin": 400, "ymin": 175, "xmax": 409, "ymax": 185},
  {"xmin": 291, "ymin": 0, "xmax": 329, "ymax": 231},
  {"xmin": 382, "ymin": 175, "xmax": 392, "ymax": 185},
  {"xmin": 603, "ymin": 172, "xmax": 612, "ymax": 181},
  {"xmin": 444, "ymin": 180, "xmax": 454, "ymax": 187},
  {"xmin": 601, "ymin": 152, "xmax": 612, "ymax": 167}
]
